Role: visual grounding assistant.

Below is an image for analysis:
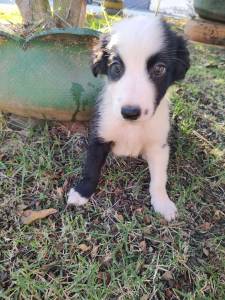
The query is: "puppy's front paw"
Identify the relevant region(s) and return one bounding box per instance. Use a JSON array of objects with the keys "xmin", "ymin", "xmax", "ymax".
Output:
[
  {"xmin": 151, "ymin": 196, "xmax": 177, "ymax": 221},
  {"xmin": 67, "ymin": 188, "xmax": 88, "ymax": 206}
]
